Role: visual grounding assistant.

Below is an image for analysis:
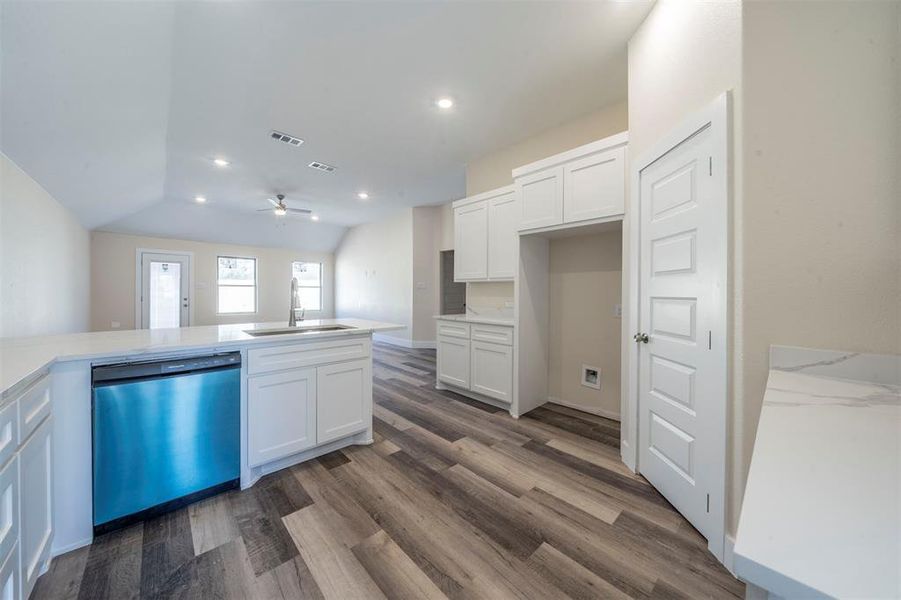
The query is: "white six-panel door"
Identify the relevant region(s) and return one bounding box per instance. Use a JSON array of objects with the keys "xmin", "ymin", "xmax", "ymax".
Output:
[{"xmin": 637, "ymin": 106, "xmax": 727, "ymax": 558}]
